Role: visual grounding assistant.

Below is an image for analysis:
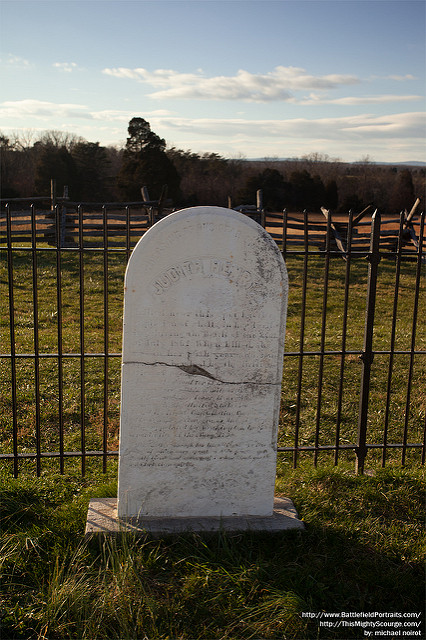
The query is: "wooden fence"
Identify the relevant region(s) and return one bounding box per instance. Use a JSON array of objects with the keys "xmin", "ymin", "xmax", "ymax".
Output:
[
  {"xmin": 1, "ymin": 202, "xmax": 424, "ymax": 262},
  {"xmin": 1, "ymin": 198, "xmax": 425, "ymax": 477}
]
